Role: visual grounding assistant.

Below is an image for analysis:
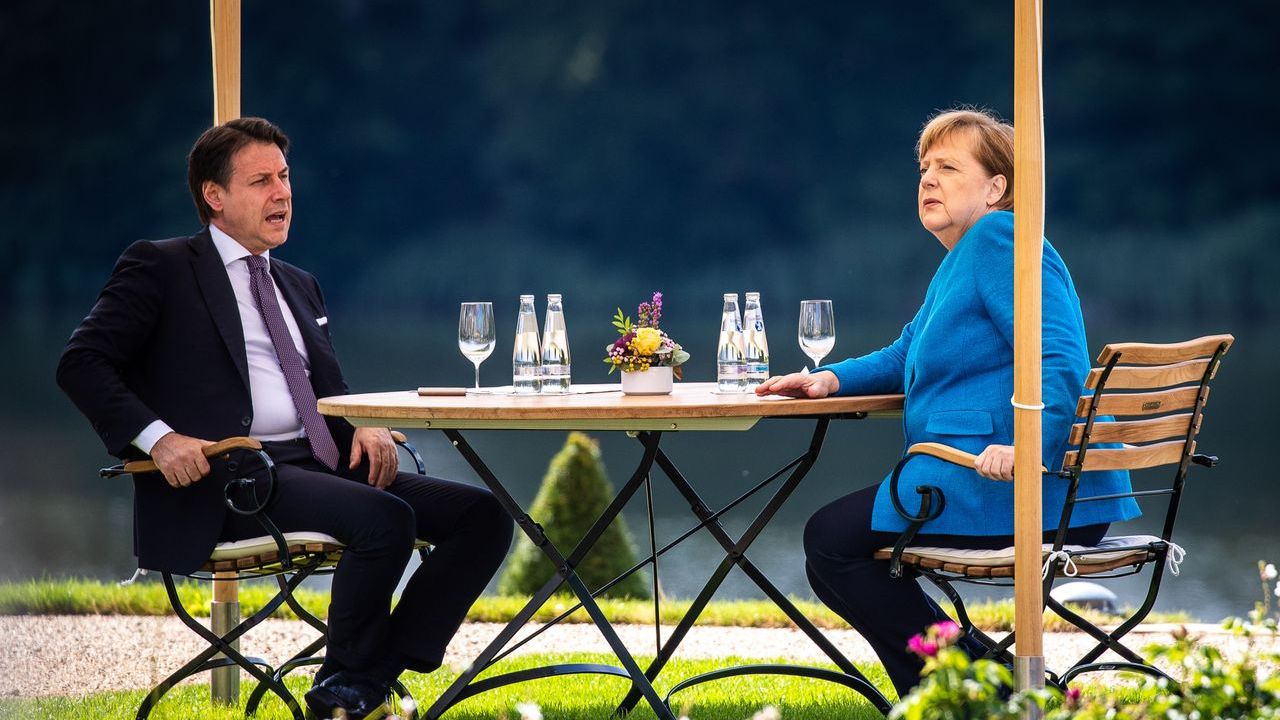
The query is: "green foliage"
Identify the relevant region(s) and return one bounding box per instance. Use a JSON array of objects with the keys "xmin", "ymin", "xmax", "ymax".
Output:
[
  {"xmin": 612, "ymin": 308, "xmax": 634, "ymax": 336},
  {"xmin": 2, "ymin": 578, "xmax": 1193, "ymax": 631},
  {"xmin": 903, "ymin": 562, "xmax": 1280, "ymax": 720},
  {"xmin": 890, "ymin": 622, "xmax": 1045, "ymax": 720},
  {"xmin": 498, "ymin": 432, "xmax": 650, "ymax": 599},
  {"xmin": 1043, "ymin": 621, "xmax": 1280, "ymax": 719},
  {"xmin": 0, "ymin": 576, "xmax": 329, "ymax": 620}
]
